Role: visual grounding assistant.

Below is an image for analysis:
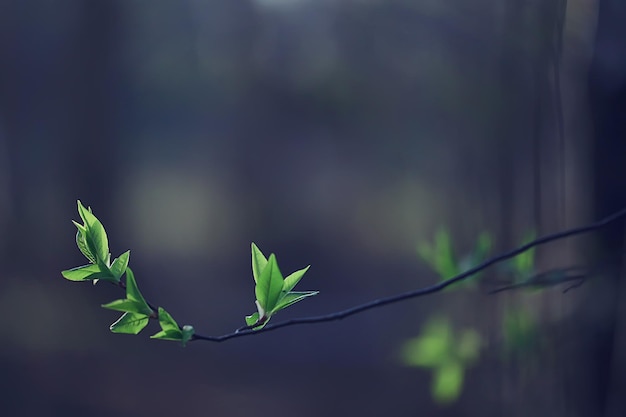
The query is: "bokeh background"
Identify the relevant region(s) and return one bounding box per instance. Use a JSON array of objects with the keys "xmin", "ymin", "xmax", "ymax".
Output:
[{"xmin": 1, "ymin": 0, "xmax": 625, "ymax": 416}]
